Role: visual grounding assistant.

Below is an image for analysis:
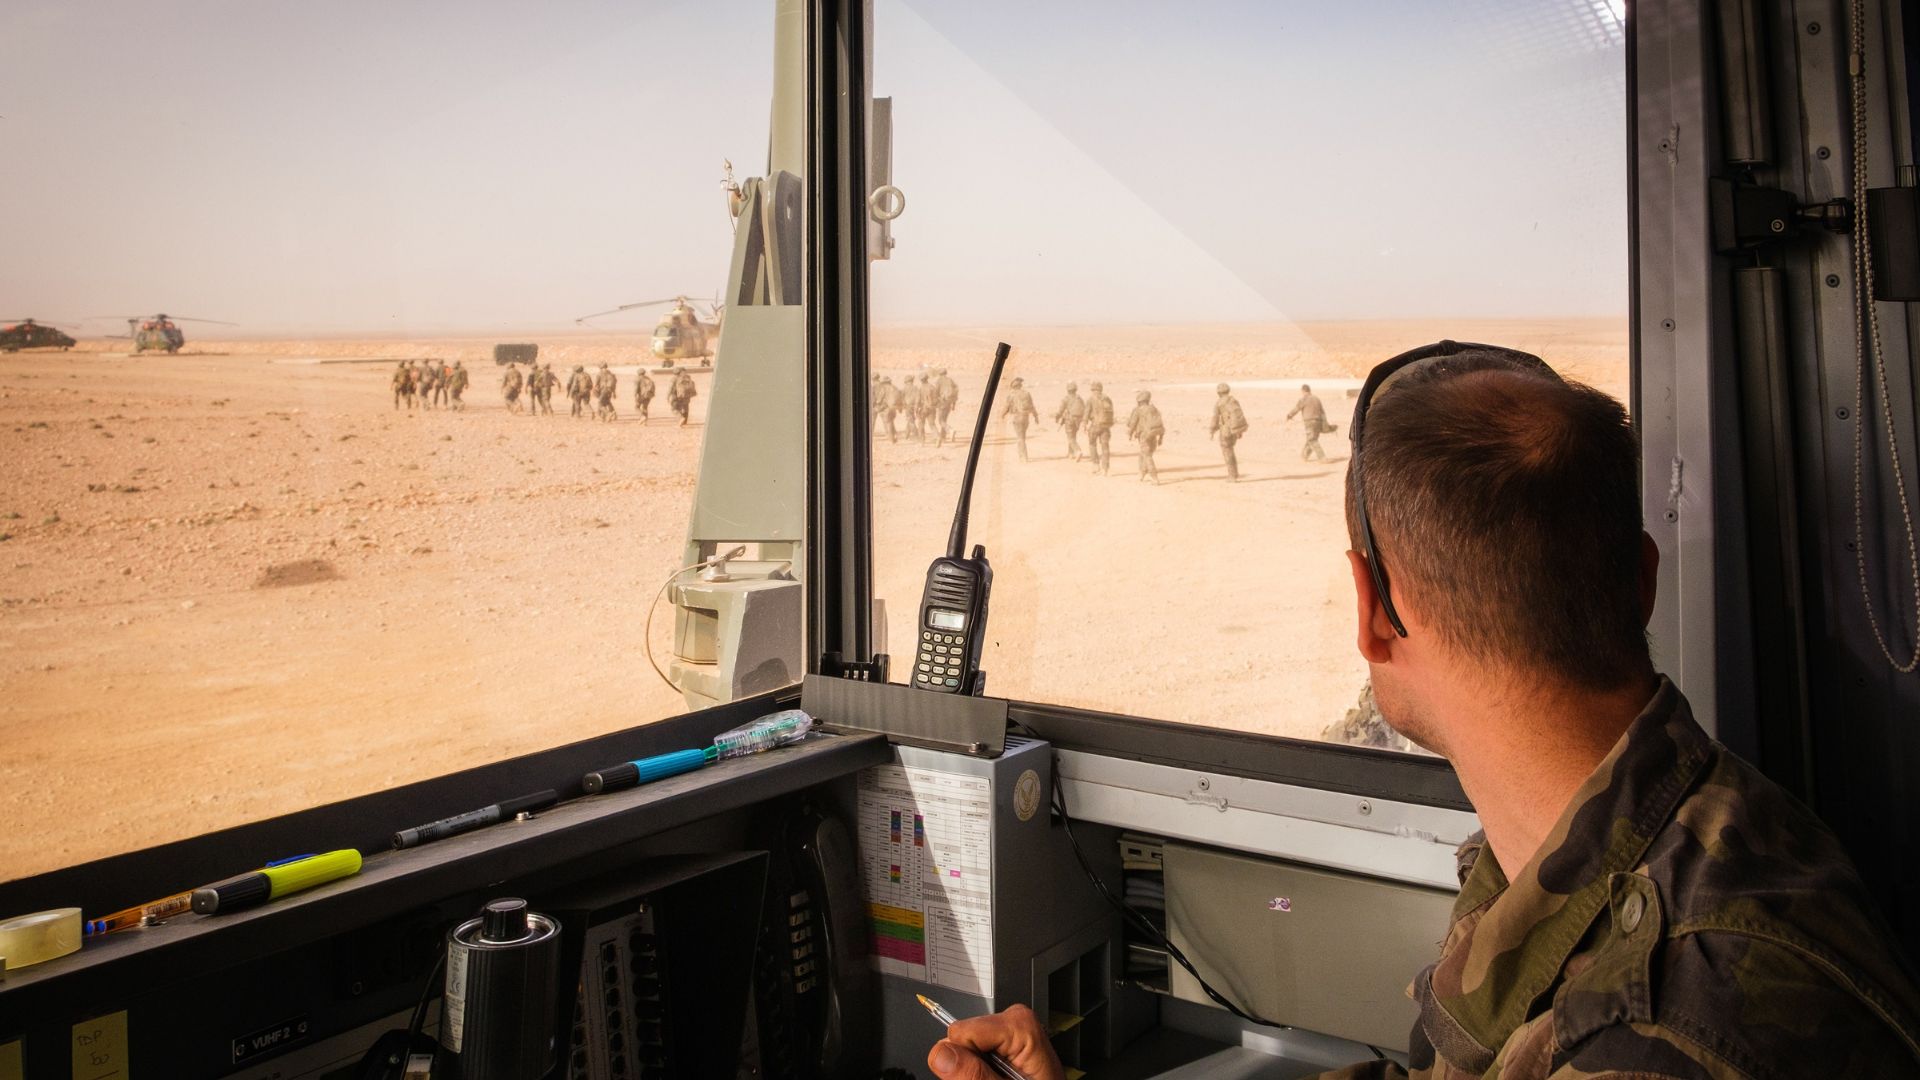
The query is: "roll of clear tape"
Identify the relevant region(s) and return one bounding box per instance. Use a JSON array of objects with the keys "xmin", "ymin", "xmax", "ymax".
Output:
[{"xmin": 0, "ymin": 908, "xmax": 82, "ymax": 970}]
